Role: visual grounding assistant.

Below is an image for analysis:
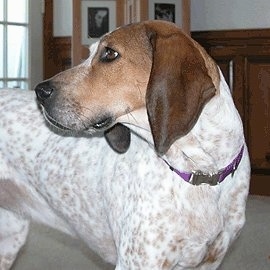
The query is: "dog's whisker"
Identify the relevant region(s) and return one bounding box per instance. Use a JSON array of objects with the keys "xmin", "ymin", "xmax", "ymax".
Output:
[
  {"xmin": 127, "ymin": 110, "xmax": 138, "ymax": 125},
  {"xmin": 73, "ymin": 111, "xmax": 89, "ymax": 129},
  {"xmin": 135, "ymin": 81, "xmax": 143, "ymax": 100},
  {"xmin": 122, "ymin": 111, "xmax": 151, "ymax": 134},
  {"xmin": 79, "ymin": 104, "xmax": 95, "ymax": 114}
]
